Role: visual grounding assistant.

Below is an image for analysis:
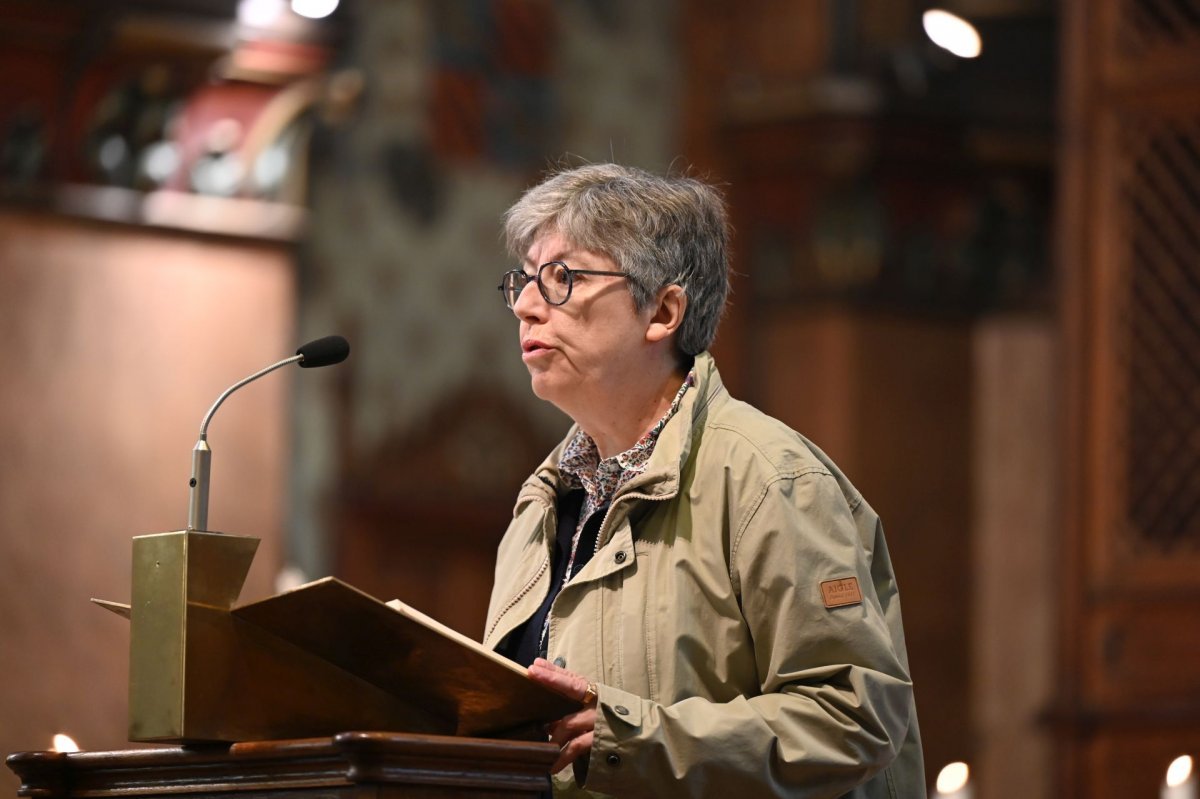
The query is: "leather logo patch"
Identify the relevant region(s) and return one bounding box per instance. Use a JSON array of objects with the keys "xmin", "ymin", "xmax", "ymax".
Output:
[{"xmin": 820, "ymin": 577, "xmax": 863, "ymax": 608}]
